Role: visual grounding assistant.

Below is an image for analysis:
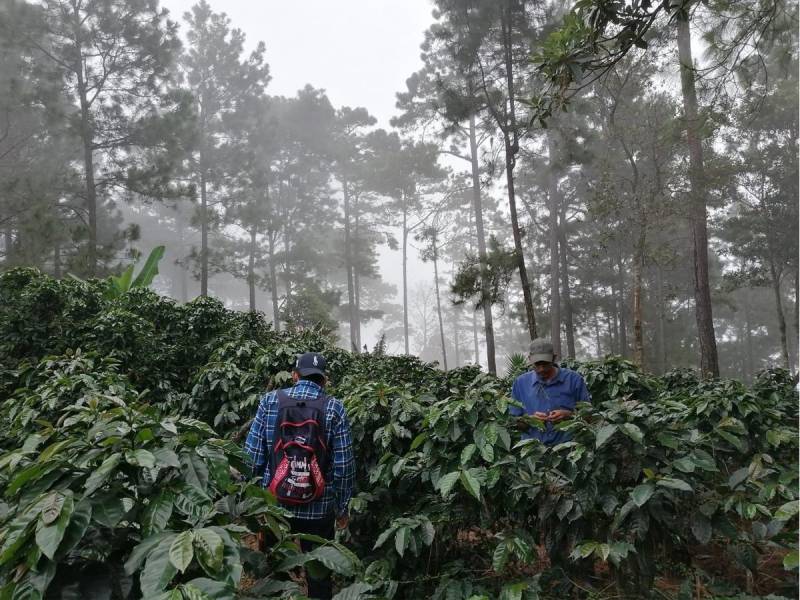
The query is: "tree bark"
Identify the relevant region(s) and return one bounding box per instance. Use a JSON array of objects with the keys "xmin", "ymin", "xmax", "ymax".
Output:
[
  {"xmin": 558, "ymin": 221, "xmax": 576, "ymax": 359},
  {"xmin": 472, "ymin": 309, "xmax": 480, "ymax": 367},
  {"xmin": 247, "ymin": 225, "xmax": 257, "ymax": 312},
  {"xmin": 744, "ymin": 296, "xmax": 754, "ymax": 379},
  {"xmin": 343, "ymin": 179, "xmax": 358, "ymax": 352},
  {"xmin": 768, "ymin": 260, "xmax": 790, "ymax": 370},
  {"xmin": 656, "ymin": 264, "xmax": 667, "ymax": 375},
  {"xmin": 354, "ymin": 203, "xmax": 362, "ymax": 349},
  {"xmin": 267, "ymin": 229, "xmax": 280, "ymax": 331},
  {"xmin": 632, "ymin": 226, "xmax": 646, "ymax": 367},
  {"xmin": 616, "ymin": 251, "xmax": 628, "ymax": 357},
  {"xmin": 76, "ymin": 65, "xmax": 97, "ymax": 276},
  {"xmin": 199, "ymin": 169, "xmax": 208, "ymax": 296},
  {"xmin": 500, "ymin": 3, "xmax": 537, "ymax": 341},
  {"xmin": 53, "ymin": 242, "xmax": 61, "ymax": 279},
  {"xmin": 432, "ymin": 236, "xmax": 448, "ymax": 370},
  {"xmin": 677, "ymin": 12, "xmax": 719, "ymax": 377},
  {"xmin": 468, "ymin": 114, "xmax": 496, "ymax": 374},
  {"xmin": 402, "ymin": 191, "xmax": 409, "ymax": 355},
  {"xmin": 548, "ymin": 136, "xmax": 561, "ymax": 355}
]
